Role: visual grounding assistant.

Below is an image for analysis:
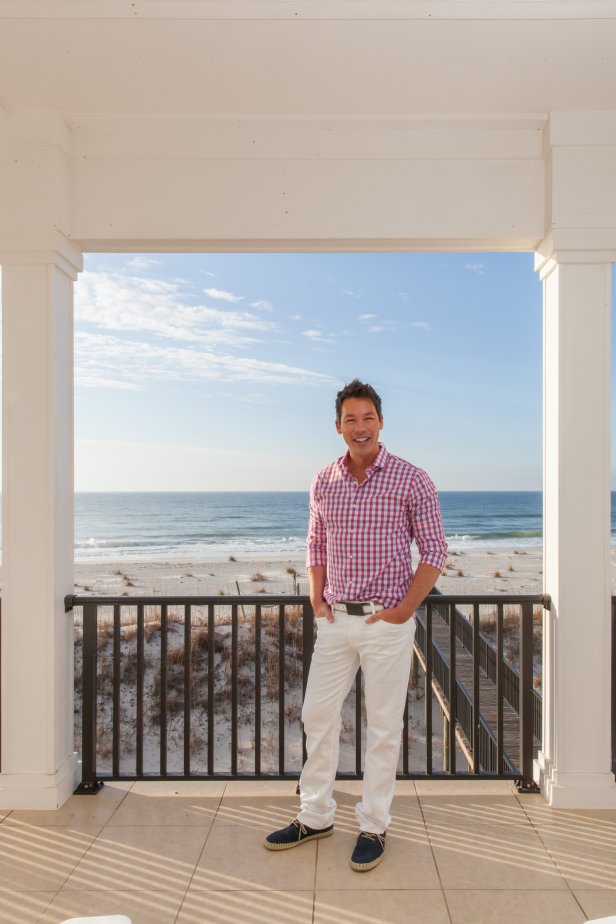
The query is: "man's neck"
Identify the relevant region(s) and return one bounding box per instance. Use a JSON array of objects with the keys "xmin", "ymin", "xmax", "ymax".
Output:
[{"xmin": 346, "ymin": 448, "xmax": 379, "ymax": 484}]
